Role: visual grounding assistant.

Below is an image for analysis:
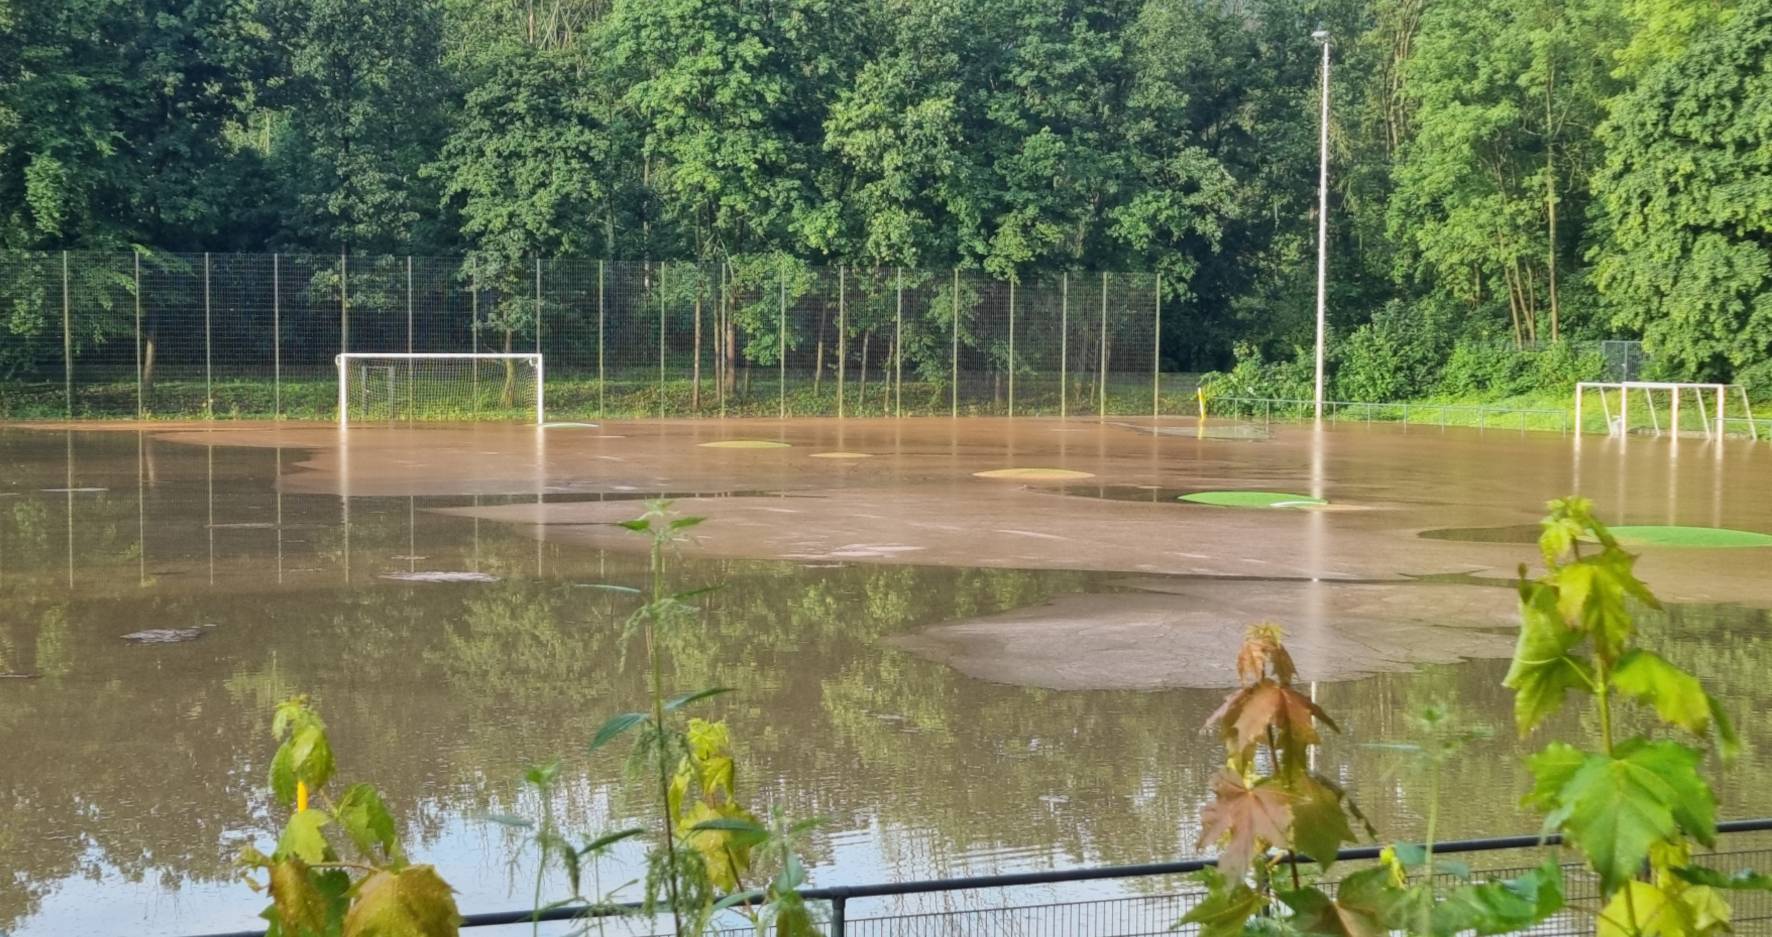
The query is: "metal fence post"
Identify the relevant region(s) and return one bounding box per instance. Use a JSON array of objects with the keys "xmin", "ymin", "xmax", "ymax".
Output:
[
  {"xmin": 950, "ymin": 269, "xmax": 960, "ymax": 418},
  {"xmin": 407, "ymin": 255, "xmax": 415, "ymax": 422},
  {"xmin": 597, "ymin": 259, "xmax": 606, "ymax": 419},
  {"xmin": 831, "ymin": 895, "xmax": 846, "ymax": 937},
  {"xmin": 658, "ymin": 263, "xmax": 666, "ymax": 419},
  {"xmin": 471, "ymin": 258, "xmax": 480, "ymax": 420},
  {"xmin": 1007, "ymin": 276, "xmax": 1016, "ymax": 418},
  {"xmin": 1060, "ymin": 272, "xmax": 1069, "ymax": 420},
  {"xmin": 340, "ymin": 250, "xmax": 349, "ymax": 357},
  {"xmin": 273, "ymin": 253, "xmax": 281, "ymax": 420},
  {"xmin": 134, "ymin": 251, "xmax": 143, "ymax": 420},
  {"xmin": 534, "ymin": 255, "xmax": 543, "ymax": 354},
  {"xmin": 894, "ymin": 267, "xmax": 903, "ymax": 418},
  {"xmin": 1098, "ymin": 271, "xmax": 1108, "ymax": 419},
  {"xmin": 837, "ymin": 264, "xmax": 846, "ymax": 419},
  {"xmin": 778, "ymin": 263, "xmax": 786, "ymax": 420},
  {"xmin": 1153, "ymin": 272, "xmax": 1161, "ymax": 421},
  {"xmin": 204, "ymin": 251, "xmax": 213, "ymax": 420},
  {"xmin": 62, "ymin": 250, "xmax": 71, "ymax": 420}
]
